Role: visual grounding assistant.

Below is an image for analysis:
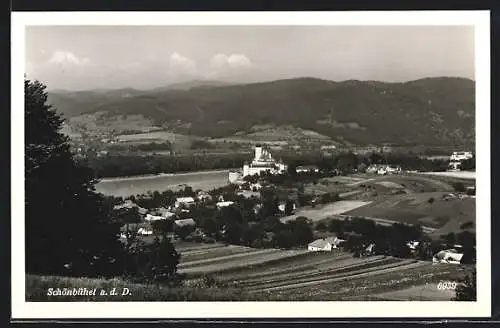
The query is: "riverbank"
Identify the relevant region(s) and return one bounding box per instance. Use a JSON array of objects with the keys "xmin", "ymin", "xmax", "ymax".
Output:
[
  {"xmin": 418, "ymin": 171, "xmax": 475, "ymax": 180},
  {"xmin": 97, "ymin": 168, "xmax": 235, "ymax": 183}
]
